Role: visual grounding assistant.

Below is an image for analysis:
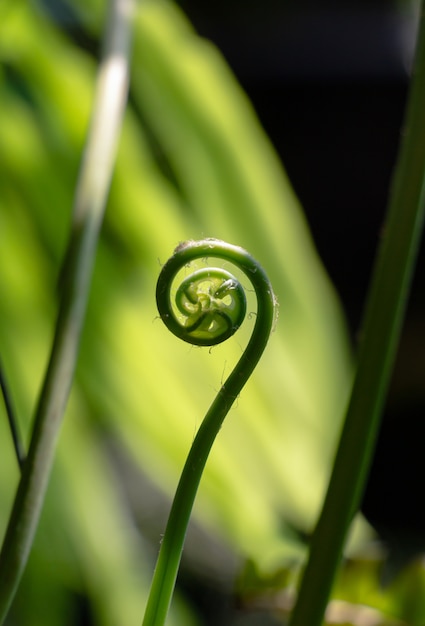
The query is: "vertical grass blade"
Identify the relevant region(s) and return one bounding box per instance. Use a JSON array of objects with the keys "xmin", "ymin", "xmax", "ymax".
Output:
[
  {"xmin": 0, "ymin": 0, "xmax": 134, "ymax": 621},
  {"xmin": 289, "ymin": 7, "xmax": 425, "ymax": 626}
]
